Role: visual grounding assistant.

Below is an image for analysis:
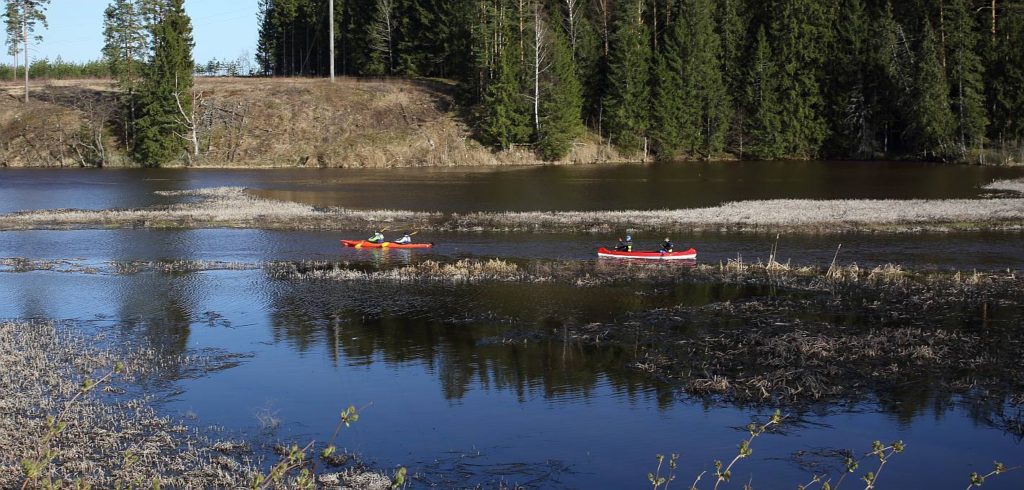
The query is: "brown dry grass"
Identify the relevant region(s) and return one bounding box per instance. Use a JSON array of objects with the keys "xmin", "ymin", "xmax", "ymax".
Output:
[{"xmin": 0, "ymin": 77, "xmax": 619, "ymax": 168}]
